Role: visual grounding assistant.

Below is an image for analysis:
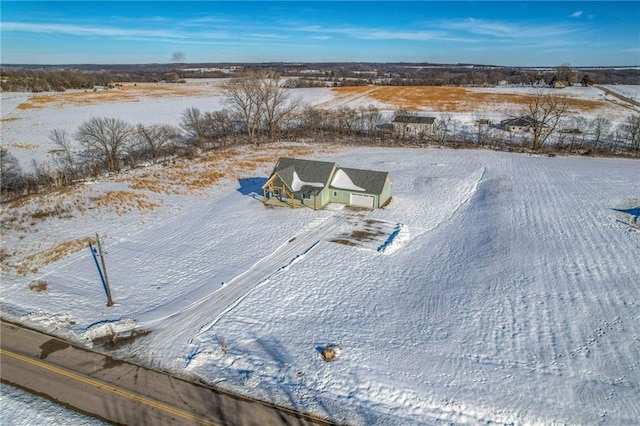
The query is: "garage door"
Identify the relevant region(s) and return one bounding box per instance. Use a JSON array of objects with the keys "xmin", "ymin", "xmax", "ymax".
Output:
[{"xmin": 350, "ymin": 193, "xmax": 375, "ymax": 208}]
